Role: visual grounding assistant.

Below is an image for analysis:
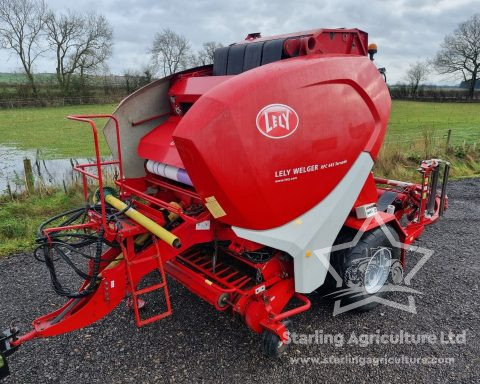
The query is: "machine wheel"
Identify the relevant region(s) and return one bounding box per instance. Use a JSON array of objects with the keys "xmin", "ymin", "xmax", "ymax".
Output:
[
  {"xmin": 329, "ymin": 225, "xmax": 401, "ymax": 312},
  {"xmin": 261, "ymin": 320, "xmax": 291, "ymax": 357},
  {"xmin": 261, "ymin": 331, "xmax": 287, "ymax": 357}
]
